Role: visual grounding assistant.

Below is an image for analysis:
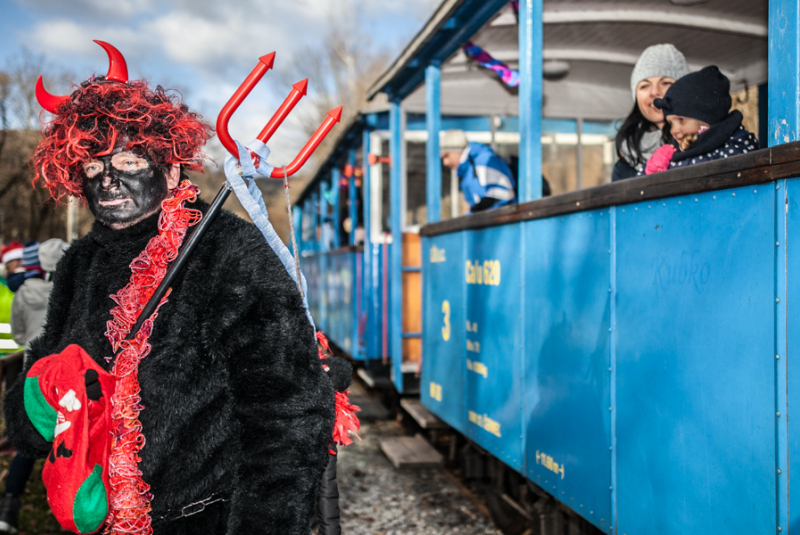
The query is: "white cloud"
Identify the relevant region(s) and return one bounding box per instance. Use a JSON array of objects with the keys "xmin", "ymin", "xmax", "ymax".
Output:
[
  {"xmin": 146, "ymin": 13, "xmax": 246, "ymax": 66},
  {"xmin": 28, "ymin": 20, "xmax": 98, "ymax": 55},
  {"xmin": 362, "ymin": 0, "xmax": 439, "ymax": 20},
  {"xmin": 15, "ymin": 0, "xmax": 157, "ymax": 20},
  {"xmin": 28, "ymin": 19, "xmax": 157, "ymax": 65}
]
